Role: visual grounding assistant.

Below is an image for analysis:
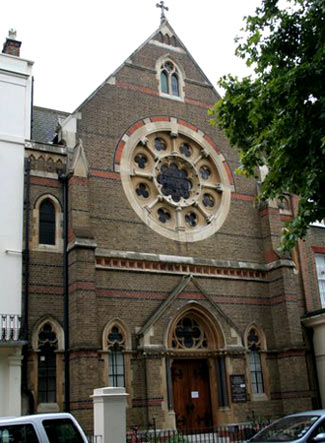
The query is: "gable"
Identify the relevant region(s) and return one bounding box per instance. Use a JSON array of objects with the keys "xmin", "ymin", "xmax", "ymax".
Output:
[
  {"xmin": 137, "ymin": 274, "xmax": 242, "ymax": 349},
  {"xmin": 71, "ymin": 20, "xmax": 219, "ymax": 116}
]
